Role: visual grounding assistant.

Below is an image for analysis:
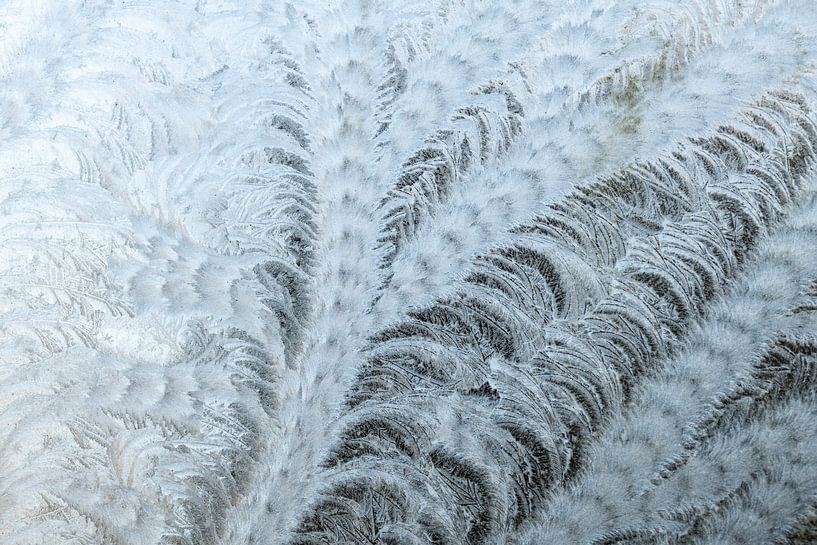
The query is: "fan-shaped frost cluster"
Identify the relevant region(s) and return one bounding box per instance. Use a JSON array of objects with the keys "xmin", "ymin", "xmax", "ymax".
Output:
[{"xmin": 3, "ymin": 1, "xmax": 817, "ymax": 544}]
